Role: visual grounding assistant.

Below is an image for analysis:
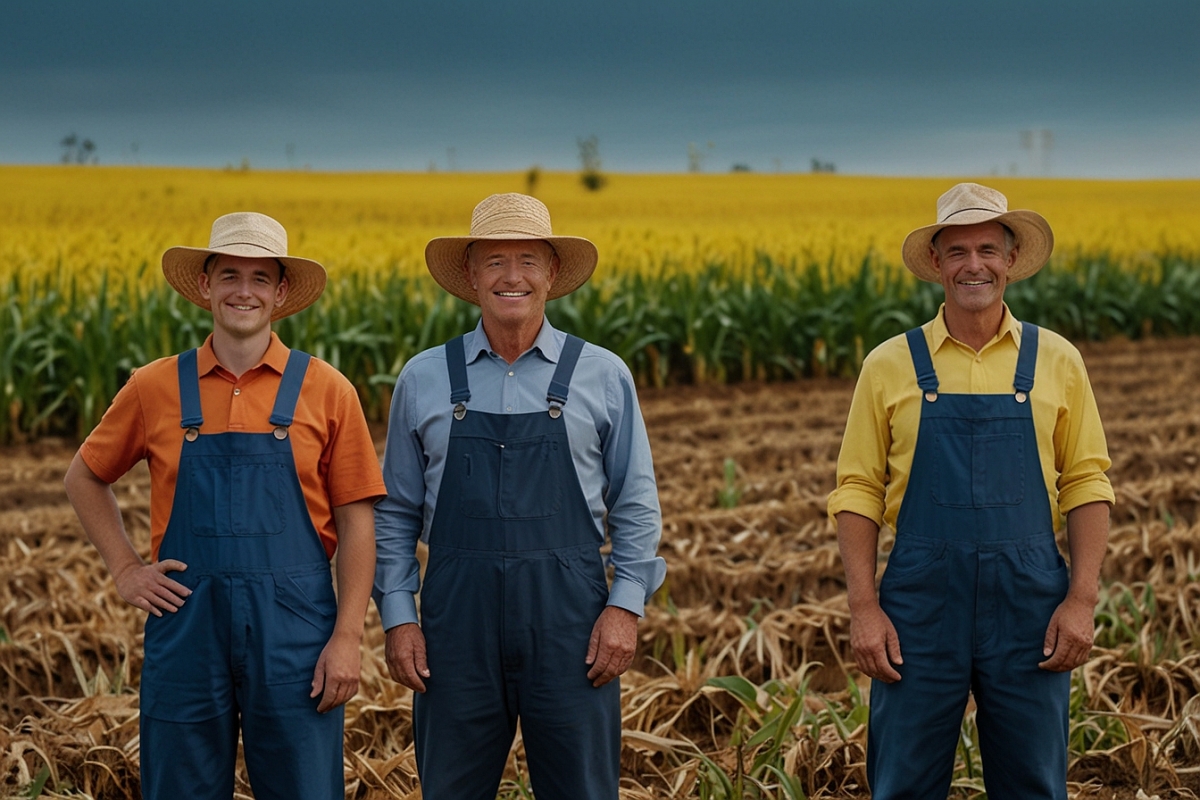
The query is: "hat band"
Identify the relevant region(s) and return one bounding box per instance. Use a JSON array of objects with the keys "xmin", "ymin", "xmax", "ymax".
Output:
[
  {"xmin": 212, "ymin": 240, "xmax": 283, "ymax": 255},
  {"xmin": 940, "ymin": 206, "xmax": 1004, "ymax": 222}
]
